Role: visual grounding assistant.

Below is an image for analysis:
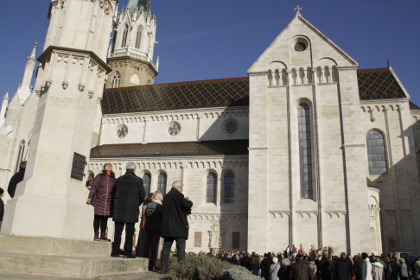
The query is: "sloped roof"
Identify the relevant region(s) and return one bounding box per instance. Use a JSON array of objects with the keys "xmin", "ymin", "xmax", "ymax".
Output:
[
  {"xmin": 102, "ymin": 77, "xmax": 249, "ymax": 114},
  {"xmin": 358, "ymin": 68, "xmax": 406, "ymax": 100},
  {"xmin": 90, "ymin": 140, "xmax": 249, "ymax": 158},
  {"xmin": 410, "ymin": 102, "xmax": 420, "ymax": 110},
  {"xmin": 101, "ymin": 68, "xmax": 408, "ymax": 114}
]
